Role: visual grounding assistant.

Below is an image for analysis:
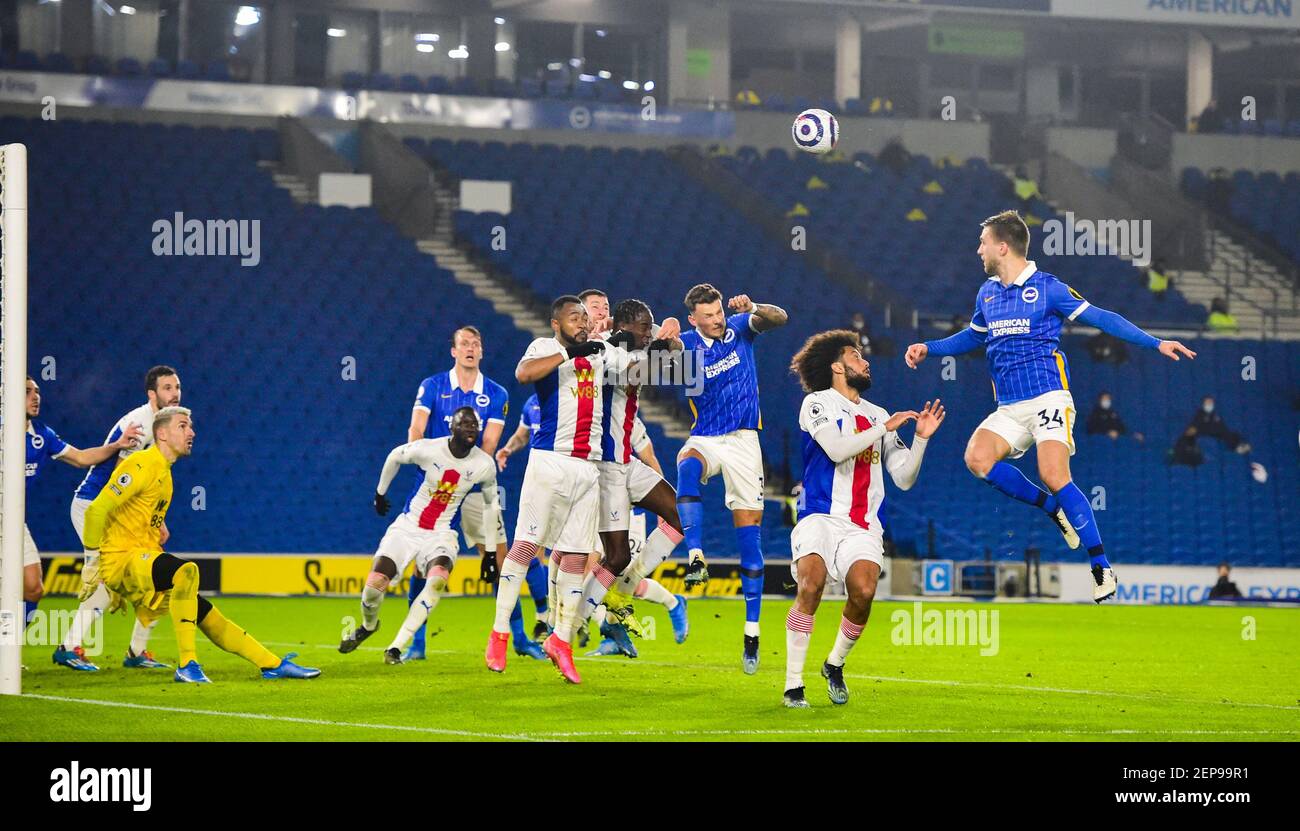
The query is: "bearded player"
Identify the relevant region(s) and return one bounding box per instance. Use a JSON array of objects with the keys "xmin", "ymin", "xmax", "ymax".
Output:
[
  {"xmin": 485, "ymin": 295, "xmax": 639, "ymax": 683},
  {"xmin": 784, "ymin": 331, "xmax": 944, "ymax": 708}
]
